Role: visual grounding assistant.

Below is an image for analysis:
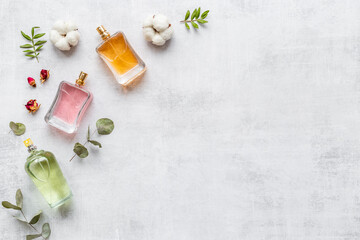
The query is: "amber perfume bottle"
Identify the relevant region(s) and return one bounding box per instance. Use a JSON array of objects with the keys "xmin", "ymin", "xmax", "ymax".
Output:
[
  {"xmin": 96, "ymin": 25, "xmax": 146, "ymax": 86},
  {"xmin": 44, "ymin": 72, "xmax": 93, "ymax": 134}
]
